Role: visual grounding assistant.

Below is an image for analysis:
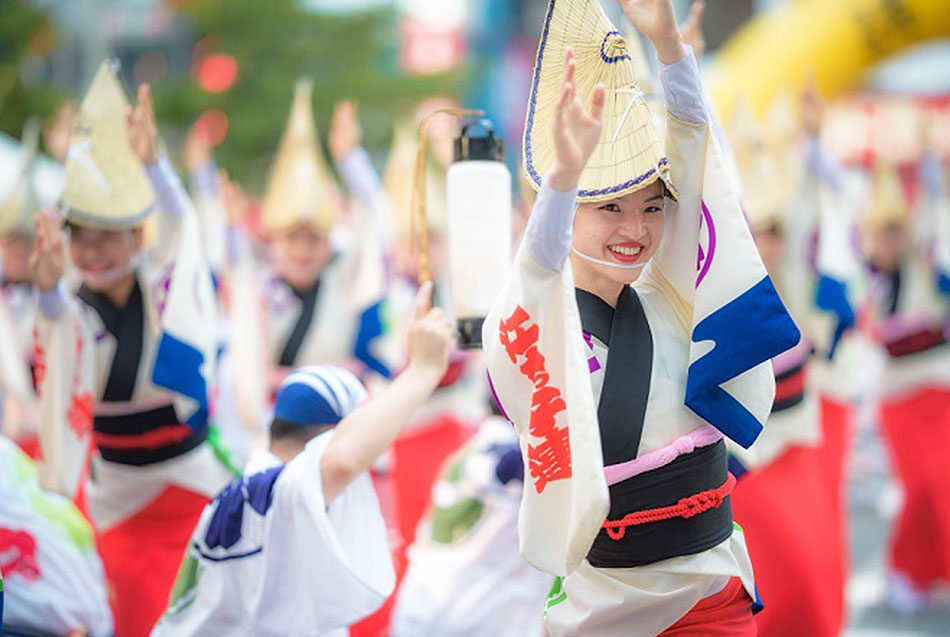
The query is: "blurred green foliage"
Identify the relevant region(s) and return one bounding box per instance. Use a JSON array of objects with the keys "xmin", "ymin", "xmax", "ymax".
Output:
[
  {"xmin": 156, "ymin": 0, "xmax": 463, "ymax": 190},
  {"xmin": 0, "ymin": 0, "xmax": 66, "ymax": 143}
]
